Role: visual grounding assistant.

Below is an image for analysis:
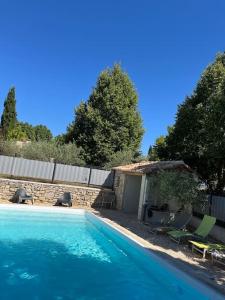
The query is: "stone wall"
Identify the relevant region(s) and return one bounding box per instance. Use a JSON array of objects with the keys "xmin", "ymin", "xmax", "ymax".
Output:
[{"xmin": 0, "ymin": 178, "xmax": 115, "ymax": 207}]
